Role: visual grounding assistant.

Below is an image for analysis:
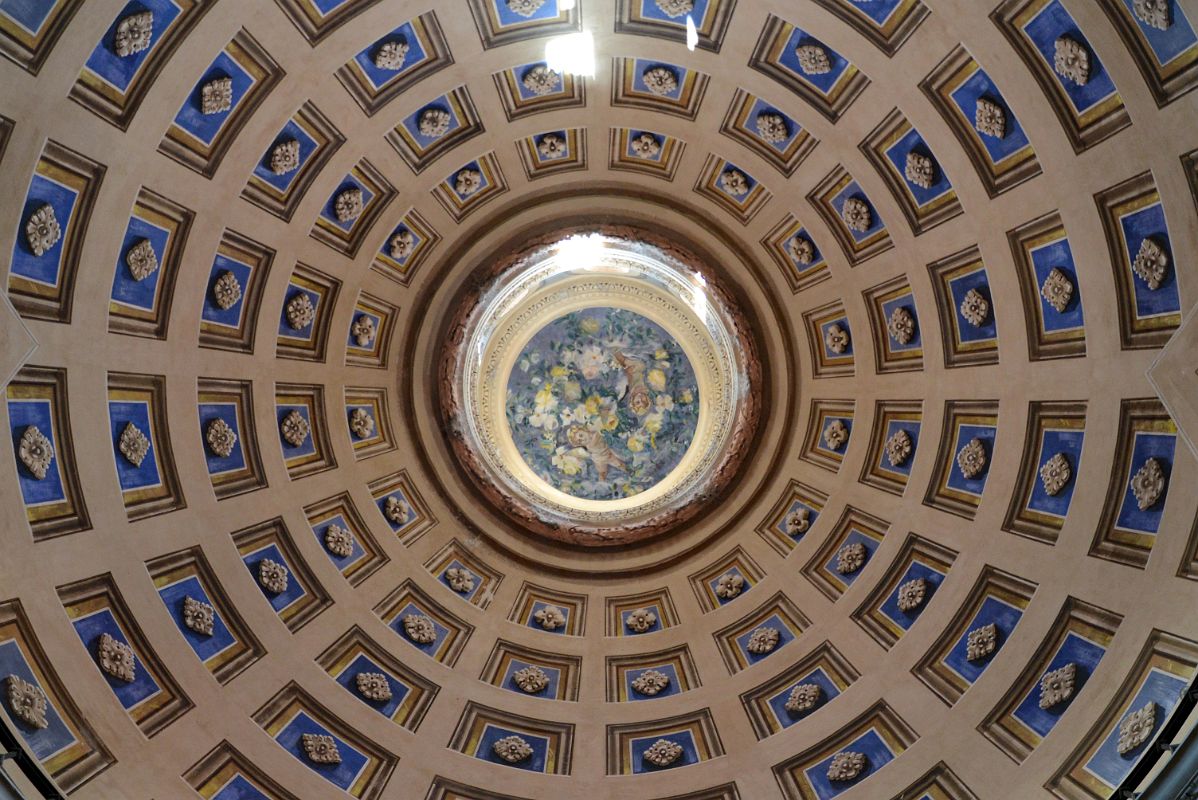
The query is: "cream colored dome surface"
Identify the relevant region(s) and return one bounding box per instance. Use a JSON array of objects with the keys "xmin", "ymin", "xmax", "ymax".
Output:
[{"xmin": 0, "ymin": 1, "xmax": 1197, "ymax": 799}]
